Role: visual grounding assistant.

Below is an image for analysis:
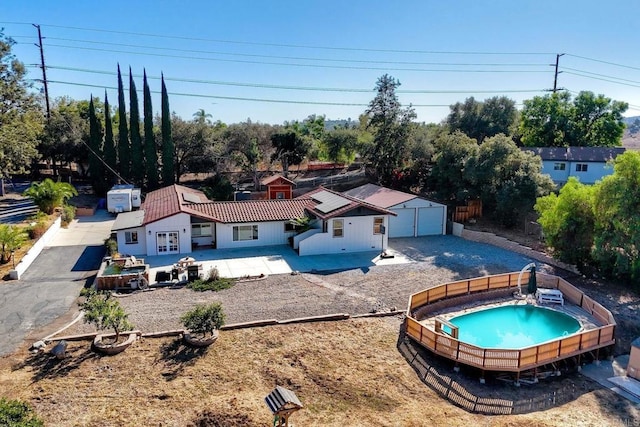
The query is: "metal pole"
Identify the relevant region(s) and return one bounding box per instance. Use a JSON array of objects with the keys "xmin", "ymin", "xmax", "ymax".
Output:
[{"xmin": 552, "ymin": 53, "xmax": 565, "ymax": 93}]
